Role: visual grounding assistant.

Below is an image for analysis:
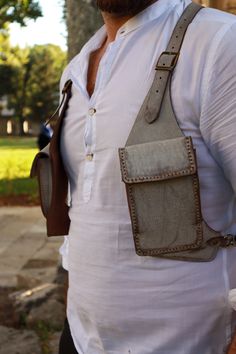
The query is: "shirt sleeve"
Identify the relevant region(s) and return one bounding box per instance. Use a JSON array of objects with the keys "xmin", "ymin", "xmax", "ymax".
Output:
[
  {"xmin": 200, "ymin": 22, "xmax": 236, "ymax": 195},
  {"xmin": 58, "ymin": 64, "xmax": 71, "ymax": 271},
  {"xmin": 59, "ymin": 64, "xmax": 70, "ymax": 103}
]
